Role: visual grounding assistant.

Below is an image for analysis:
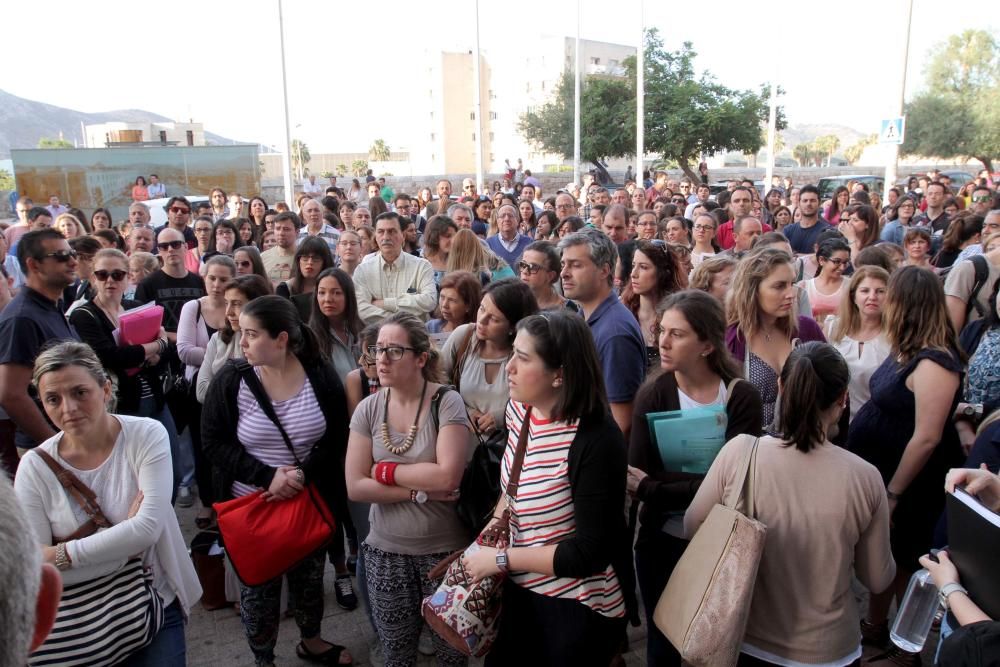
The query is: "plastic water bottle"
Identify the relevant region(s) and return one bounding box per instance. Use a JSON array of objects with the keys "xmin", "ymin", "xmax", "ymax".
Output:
[{"xmin": 890, "ymin": 569, "xmax": 940, "ymax": 652}]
